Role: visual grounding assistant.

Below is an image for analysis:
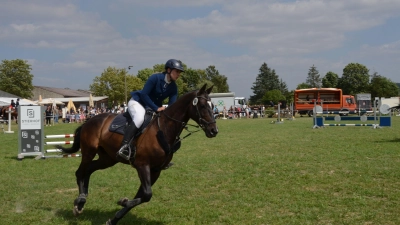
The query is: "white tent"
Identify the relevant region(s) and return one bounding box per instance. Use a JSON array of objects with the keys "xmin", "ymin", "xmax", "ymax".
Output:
[
  {"xmin": 36, "ymin": 98, "xmax": 64, "ymax": 105},
  {"xmin": 0, "ymin": 97, "xmax": 38, "ymax": 106},
  {"xmin": 0, "ymin": 100, "xmax": 9, "ymax": 107}
]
